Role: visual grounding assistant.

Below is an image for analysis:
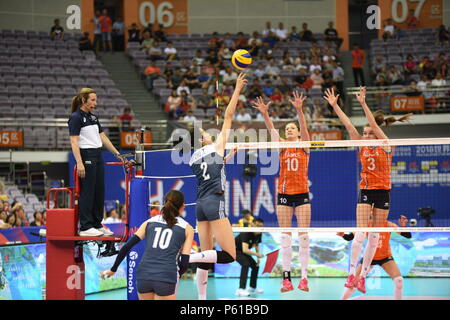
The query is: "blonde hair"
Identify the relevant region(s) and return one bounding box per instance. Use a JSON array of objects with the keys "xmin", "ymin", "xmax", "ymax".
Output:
[
  {"xmin": 371, "ymin": 110, "xmax": 413, "ymax": 127},
  {"xmin": 70, "ymin": 88, "xmax": 96, "ymax": 113}
]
